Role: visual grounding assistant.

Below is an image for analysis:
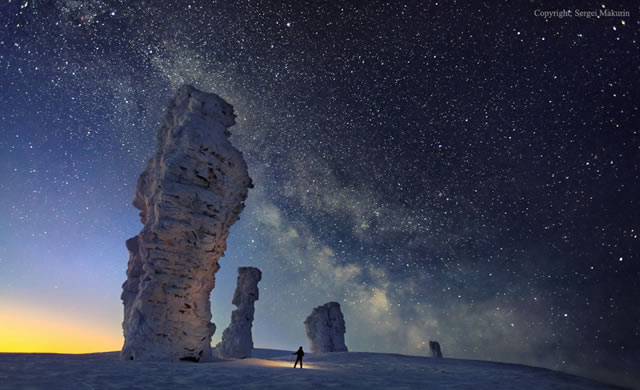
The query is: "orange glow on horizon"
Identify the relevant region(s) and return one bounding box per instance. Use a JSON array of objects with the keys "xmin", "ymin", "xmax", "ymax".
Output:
[{"xmin": 0, "ymin": 299, "xmax": 123, "ymax": 354}]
